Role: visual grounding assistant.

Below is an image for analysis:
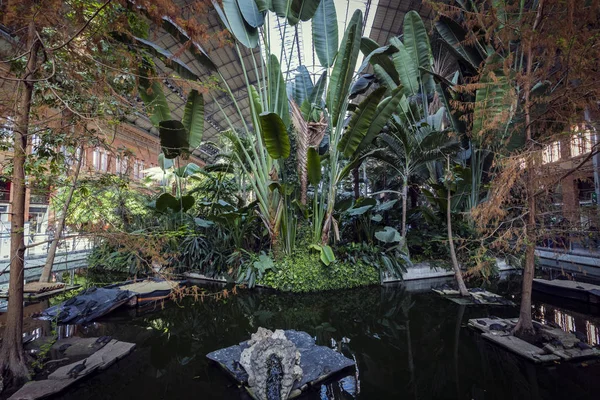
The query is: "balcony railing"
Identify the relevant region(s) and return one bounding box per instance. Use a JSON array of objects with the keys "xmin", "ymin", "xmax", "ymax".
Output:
[{"xmin": 30, "ymin": 194, "xmax": 49, "ymax": 204}]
